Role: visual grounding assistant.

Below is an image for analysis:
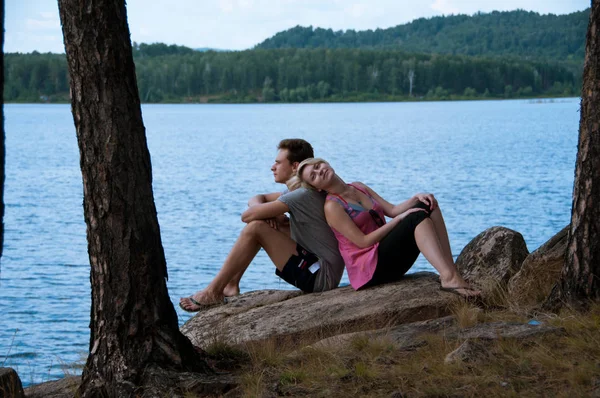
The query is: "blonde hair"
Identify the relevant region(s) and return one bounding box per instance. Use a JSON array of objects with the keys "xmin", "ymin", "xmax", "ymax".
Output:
[{"xmin": 286, "ymin": 157, "xmax": 329, "ymax": 191}]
